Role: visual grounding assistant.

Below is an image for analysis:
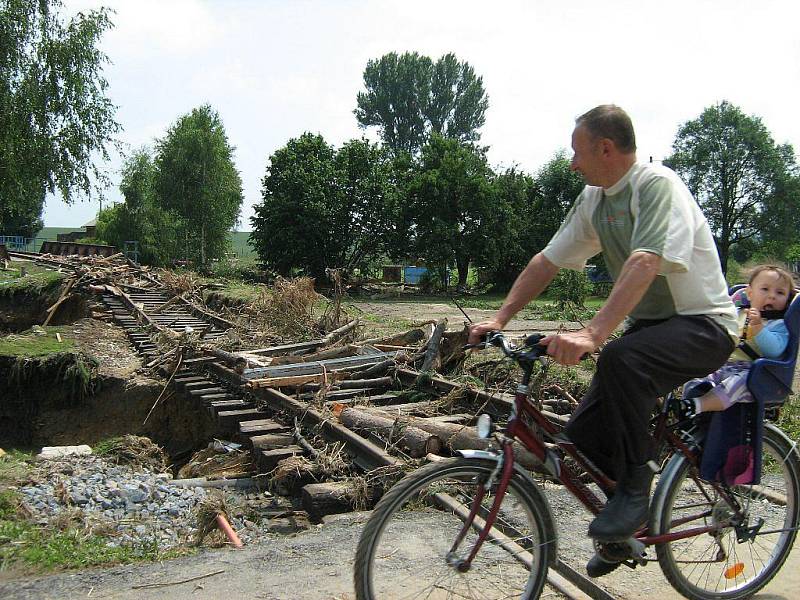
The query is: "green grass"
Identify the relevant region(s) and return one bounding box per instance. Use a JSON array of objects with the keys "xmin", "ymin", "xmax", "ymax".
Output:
[
  {"xmin": 0, "ymin": 520, "xmax": 190, "ymax": 571},
  {"xmin": 0, "ymin": 327, "xmax": 75, "ymax": 356},
  {"xmin": 0, "ymin": 263, "xmax": 64, "ymax": 296},
  {"xmin": 228, "ymin": 231, "xmax": 256, "ymax": 258},
  {"xmin": 0, "ymin": 452, "xmax": 191, "ymax": 573},
  {"xmin": 777, "ymin": 396, "xmax": 799, "ymax": 442}
]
